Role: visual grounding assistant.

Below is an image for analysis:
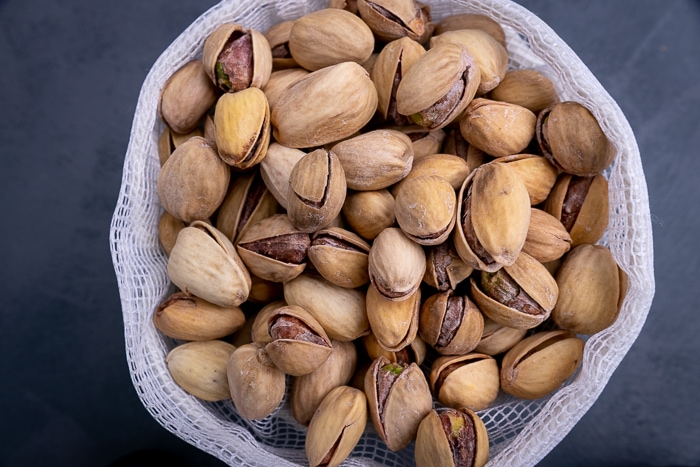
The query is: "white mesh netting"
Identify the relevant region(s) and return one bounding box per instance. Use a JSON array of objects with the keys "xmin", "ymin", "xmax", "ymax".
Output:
[{"xmin": 109, "ymin": 0, "xmax": 655, "ymax": 465}]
